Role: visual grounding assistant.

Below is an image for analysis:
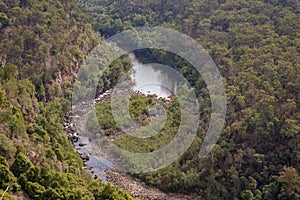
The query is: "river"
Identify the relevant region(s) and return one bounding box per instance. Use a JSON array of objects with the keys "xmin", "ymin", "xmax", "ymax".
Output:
[
  {"xmin": 129, "ymin": 53, "xmax": 179, "ymax": 97},
  {"xmin": 72, "ymin": 52, "xmax": 180, "ymax": 181},
  {"xmin": 65, "ymin": 53, "xmax": 203, "ymax": 199}
]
